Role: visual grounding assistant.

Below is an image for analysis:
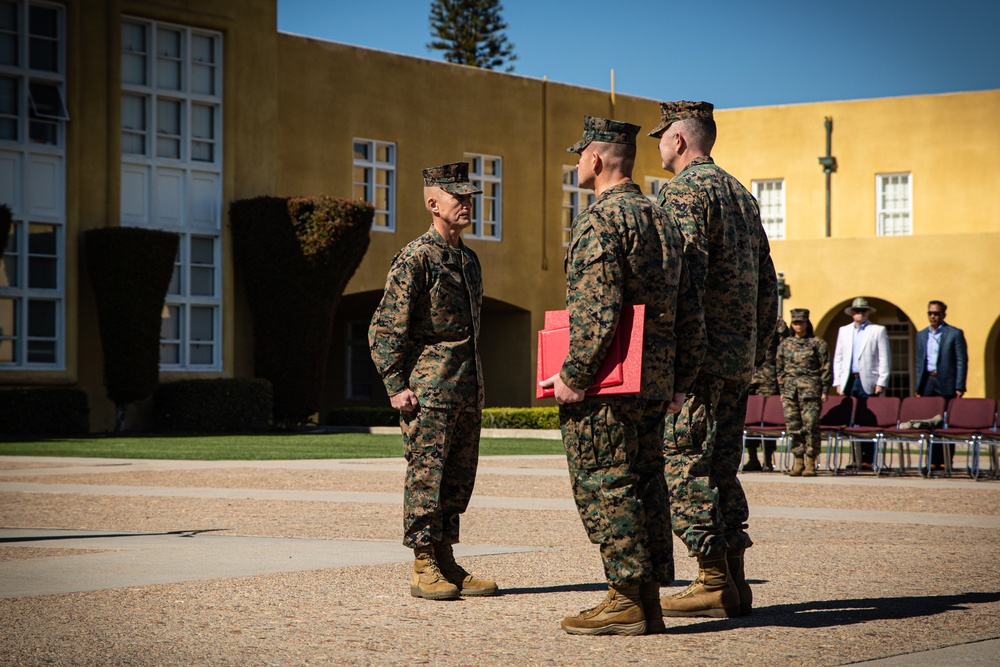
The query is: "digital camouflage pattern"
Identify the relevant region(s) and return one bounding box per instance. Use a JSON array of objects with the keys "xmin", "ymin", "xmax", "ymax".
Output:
[
  {"xmin": 399, "ymin": 406, "xmax": 480, "ymax": 548},
  {"xmin": 561, "ymin": 181, "xmax": 705, "ymax": 400},
  {"xmin": 559, "ymin": 179, "xmax": 705, "ymax": 586},
  {"xmin": 656, "ymin": 157, "xmax": 777, "ymax": 383},
  {"xmin": 664, "ymin": 374, "xmax": 752, "ymax": 555},
  {"xmin": 658, "ymin": 155, "xmax": 778, "ymax": 557},
  {"xmin": 421, "ymin": 161, "xmax": 482, "ymax": 195},
  {"xmin": 647, "ymin": 100, "xmax": 715, "ymax": 138},
  {"xmin": 777, "ymin": 336, "xmax": 831, "ymax": 458},
  {"xmin": 567, "ymin": 115, "xmax": 642, "ymax": 154},
  {"xmin": 369, "ymin": 225, "xmax": 483, "ymax": 411},
  {"xmin": 749, "ymin": 317, "xmax": 790, "ymax": 396},
  {"xmin": 369, "ymin": 224, "xmax": 483, "ymax": 549},
  {"xmin": 561, "ymin": 398, "xmax": 674, "ymax": 586}
]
